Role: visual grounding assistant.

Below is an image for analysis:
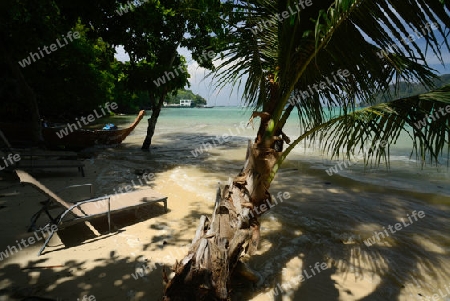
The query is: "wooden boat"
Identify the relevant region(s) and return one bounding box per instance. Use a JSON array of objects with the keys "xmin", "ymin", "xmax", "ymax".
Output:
[
  {"xmin": 0, "ymin": 110, "xmax": 145, "ymax": 150},
  {"xmin": 42, "ymin": 110, "xmax": 145, "ymax": 150}
]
